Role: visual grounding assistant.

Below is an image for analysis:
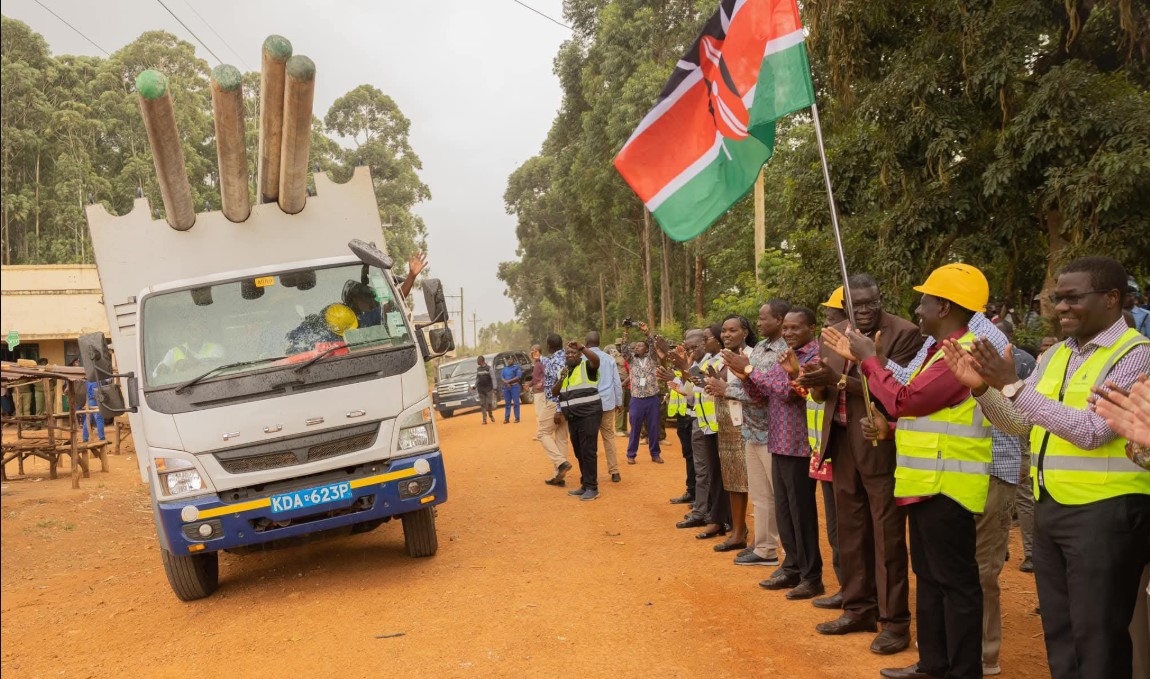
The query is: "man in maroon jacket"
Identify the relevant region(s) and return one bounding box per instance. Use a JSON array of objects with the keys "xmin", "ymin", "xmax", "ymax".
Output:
[{"xmin": 797, "ymin": 274, "xmax": 925, "ymax": 655}]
